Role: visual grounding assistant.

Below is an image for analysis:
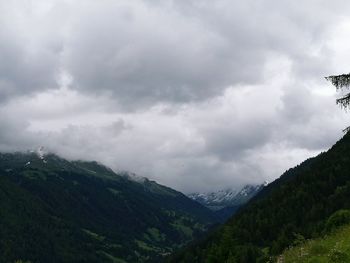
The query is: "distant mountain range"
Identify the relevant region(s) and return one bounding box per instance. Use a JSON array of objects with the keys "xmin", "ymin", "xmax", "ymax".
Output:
[
  {"xmin": 188, "ymin": 183, "xmax": 267, "ymax": 211},
  {"xmin": 0, "ymin": 151, "xmax": 217, "ymax": 263},
  {"xmin": 188, "ymin": 183, "xmax": 267, "ymax": 222}
]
